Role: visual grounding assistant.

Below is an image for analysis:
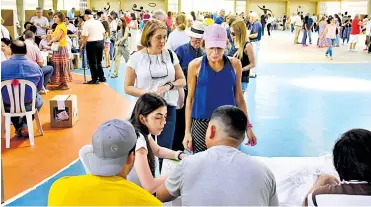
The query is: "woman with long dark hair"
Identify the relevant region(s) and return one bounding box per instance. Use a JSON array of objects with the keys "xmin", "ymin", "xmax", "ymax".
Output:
[
  {"xmin": 127, "ymin": 93, "xmax": 187, "ymax": 194},
  {"xmin": 111, "ymin": 17, "xmax": 130, "ymax": 78},
  {"xmin": 303, "ymin": 128, "xmax": 371, "ymax": 205}
]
